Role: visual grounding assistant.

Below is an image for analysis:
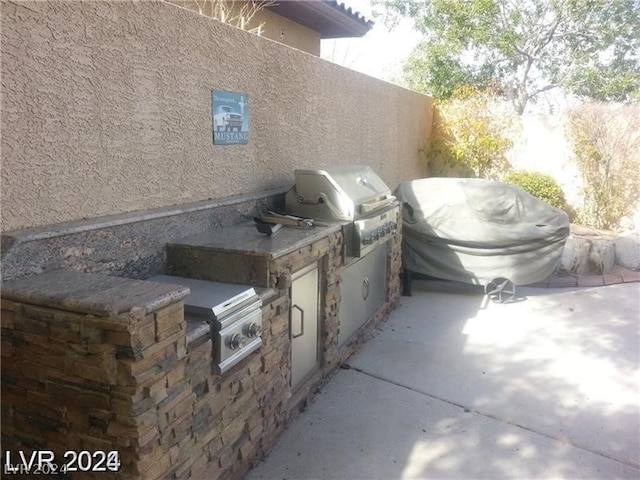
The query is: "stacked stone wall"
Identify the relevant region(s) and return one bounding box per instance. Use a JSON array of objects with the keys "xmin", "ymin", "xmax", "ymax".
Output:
[
  {"xmin": 1, "ymin": 294, "xmax": 187, "ymax": 479},
  {"xmin": 0, "ymin": 274, "xmax": 291, "ymax": 480},
  {"xmin": 1, "ymin": 219, "xmax": 402, "ymax": 479}
]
